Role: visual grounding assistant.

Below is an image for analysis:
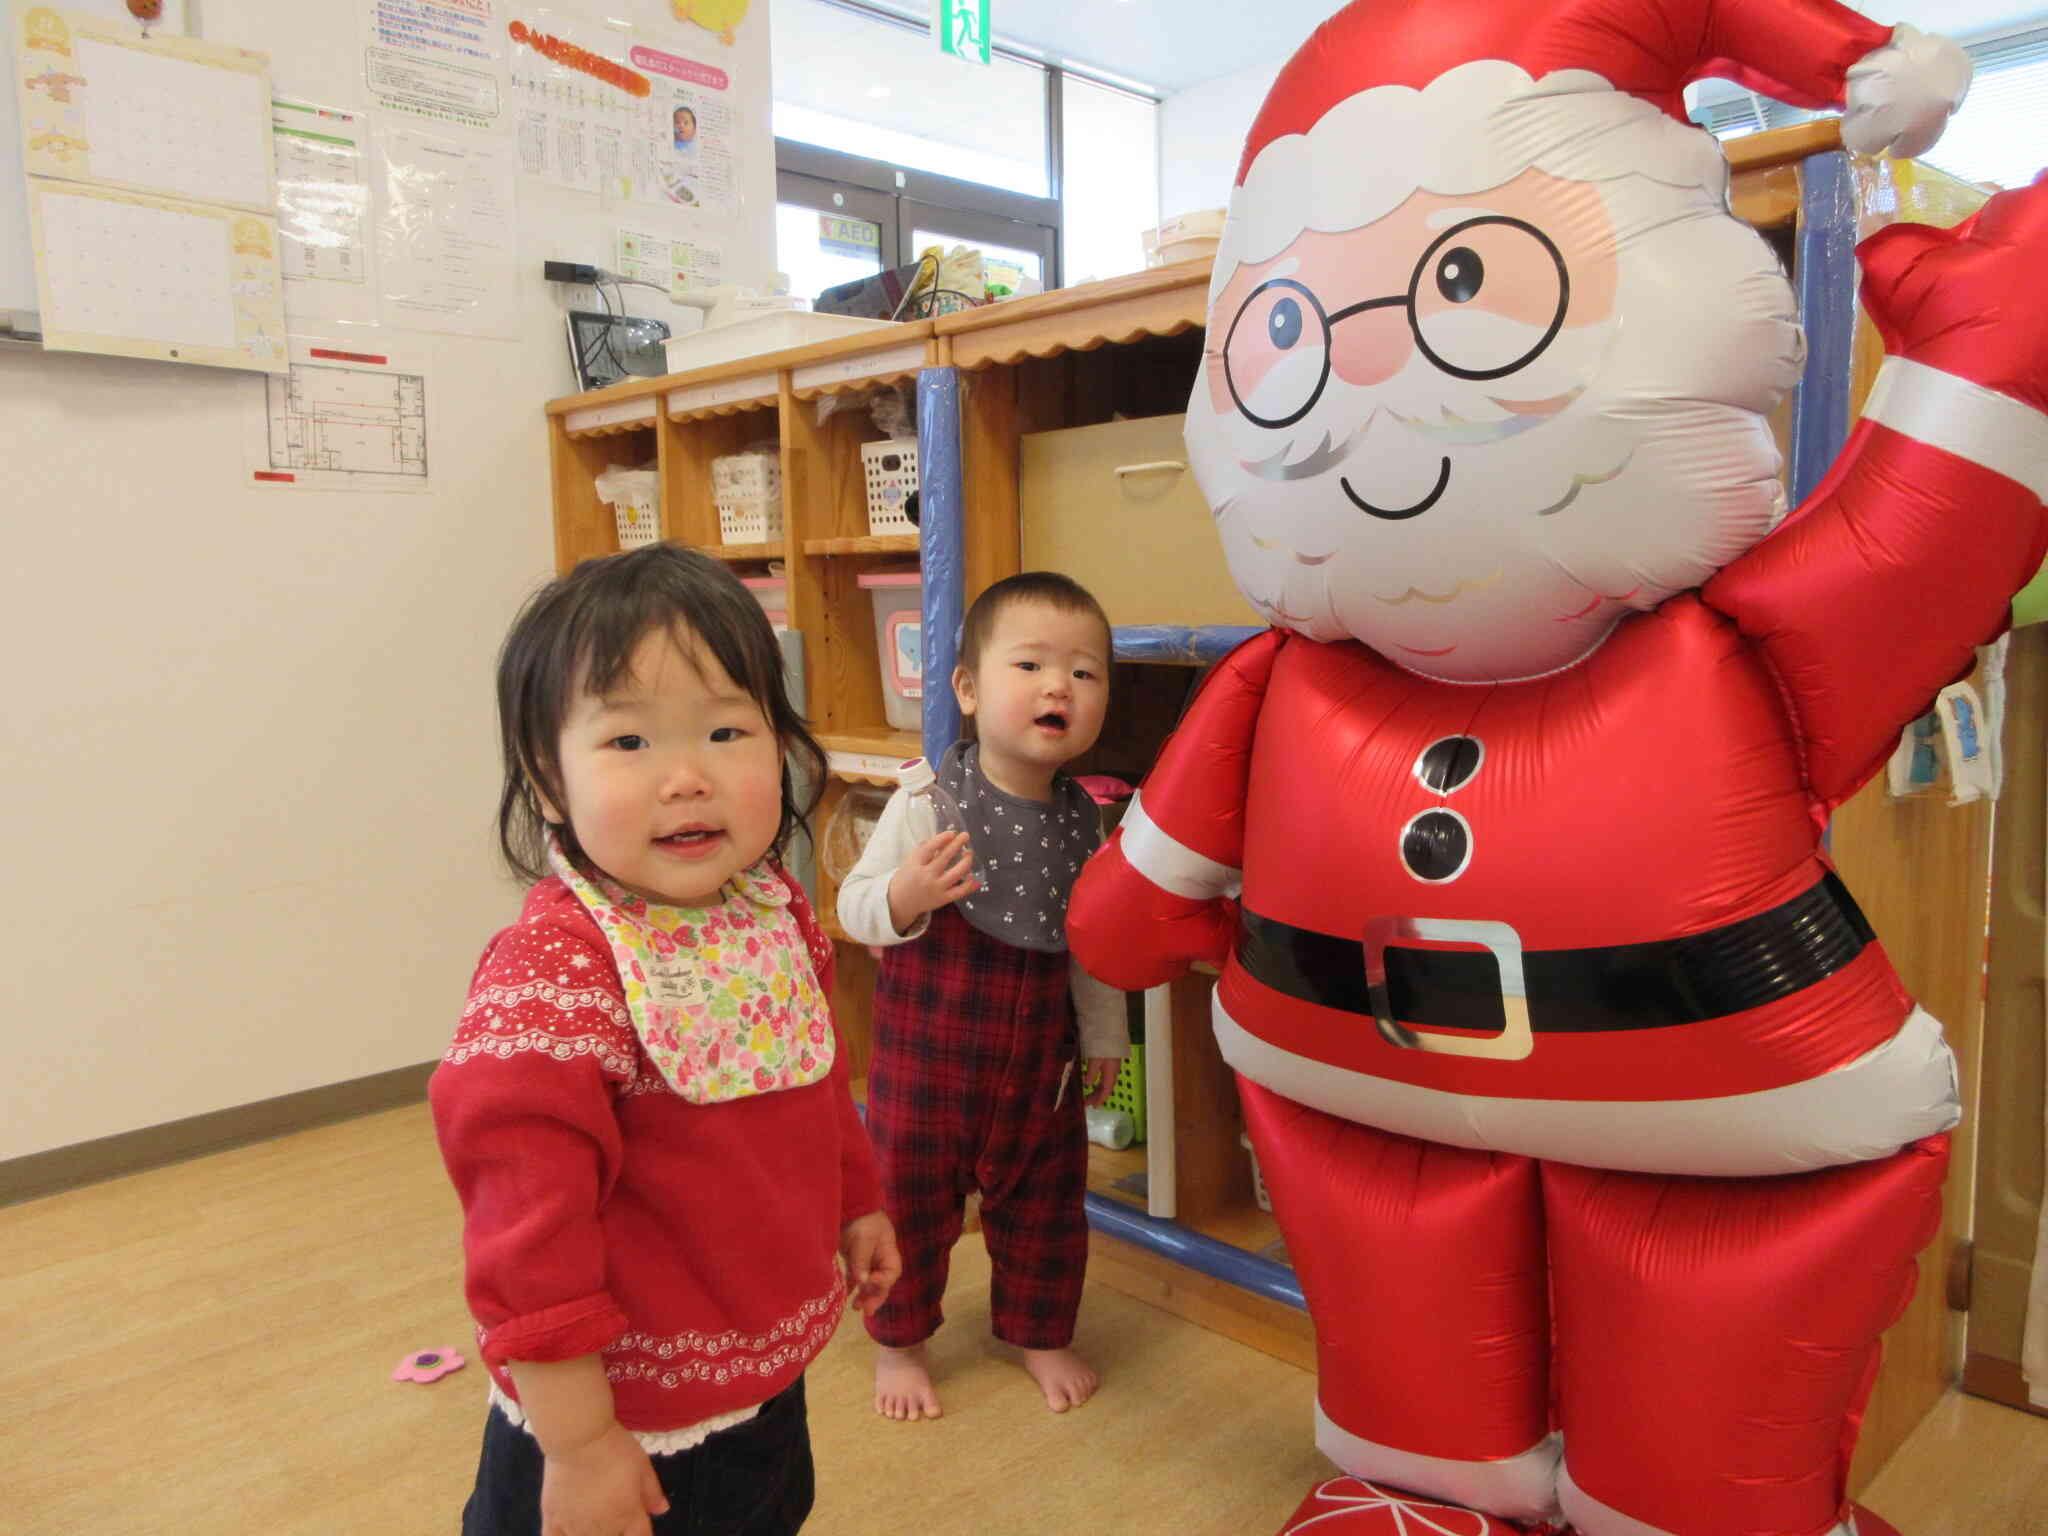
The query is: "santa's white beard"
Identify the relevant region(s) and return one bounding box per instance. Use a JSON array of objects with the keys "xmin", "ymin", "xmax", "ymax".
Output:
[{"xmin": 1186, "ymin": 191, "xmax": 1801, "ymax": 684}]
